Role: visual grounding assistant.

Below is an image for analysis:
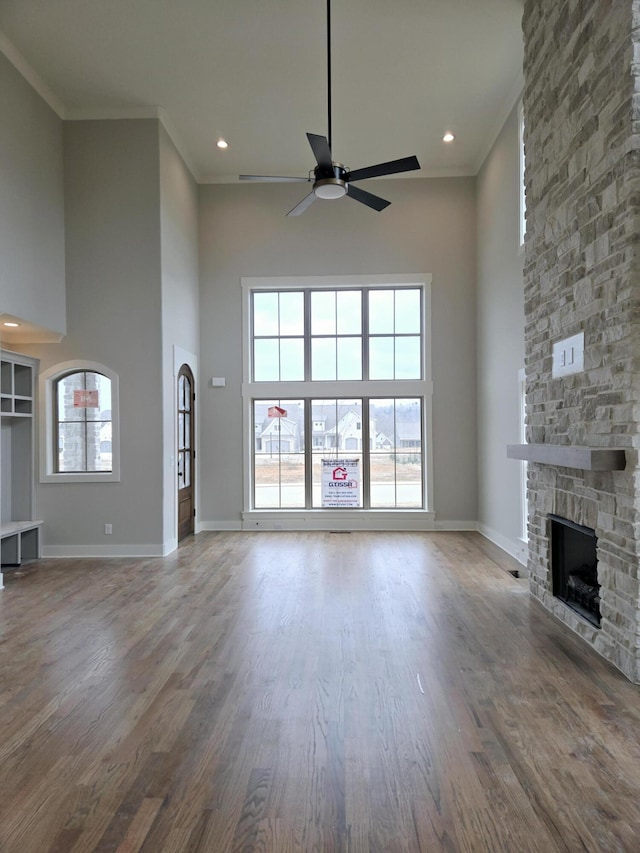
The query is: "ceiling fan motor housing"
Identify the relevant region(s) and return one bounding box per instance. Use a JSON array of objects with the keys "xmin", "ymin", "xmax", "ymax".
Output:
[{"xmin": 313, "ymin": 163, "xmax": 347, "ymax": 199}]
